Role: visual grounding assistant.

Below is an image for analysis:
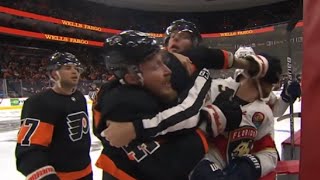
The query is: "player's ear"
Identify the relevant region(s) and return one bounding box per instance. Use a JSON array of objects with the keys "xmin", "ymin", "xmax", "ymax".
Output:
[
  {"xmin": 50, "ymin": 70, "xmax": 59, "ymax": 81},
  {"xmin": 123, "ymin": 73, "xmax": 140, "ymax": 85}
]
